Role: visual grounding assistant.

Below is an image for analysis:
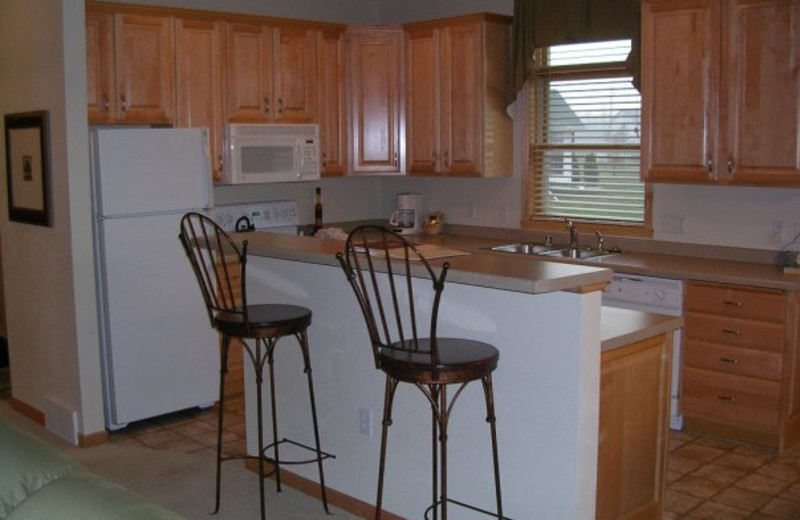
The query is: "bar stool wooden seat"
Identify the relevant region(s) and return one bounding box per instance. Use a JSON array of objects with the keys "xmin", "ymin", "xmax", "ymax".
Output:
[
  {"xmin": 337, "ymin": 225, "xmax": 507, "ymax": 520},
  {"xmin": 179, "ymin": 212, "xmax": 332, "ymax": 520}
]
